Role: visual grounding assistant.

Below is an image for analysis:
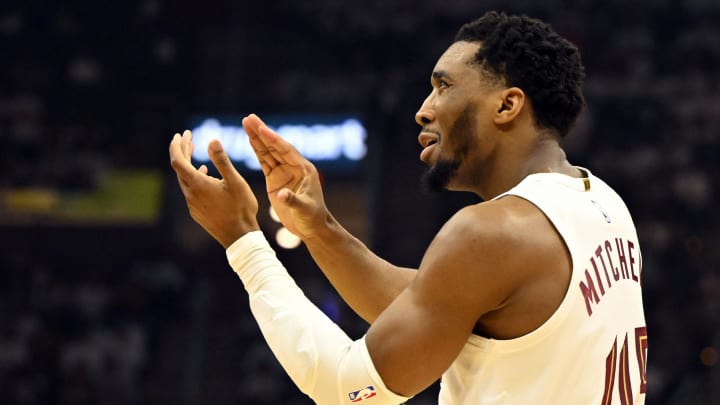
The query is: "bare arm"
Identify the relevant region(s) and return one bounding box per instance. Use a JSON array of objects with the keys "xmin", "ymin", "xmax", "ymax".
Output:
[
  {"xmin": 224, "ymin": 203, "xmax": 523, "ymax": 399},
  {"xmin": 170, "ymin": 130, "xmax": 561, "ymax": 399},
  {"xmin": 365, "ymin": 206, "xmax": 522, "ymax": 395},
  {"xmin": 303, "ymin": 218, "xmax": 416, "ymax": 324},
  {"xmin": 242, "ymin": 114, "xmax": 416, "ymax": 323}
]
